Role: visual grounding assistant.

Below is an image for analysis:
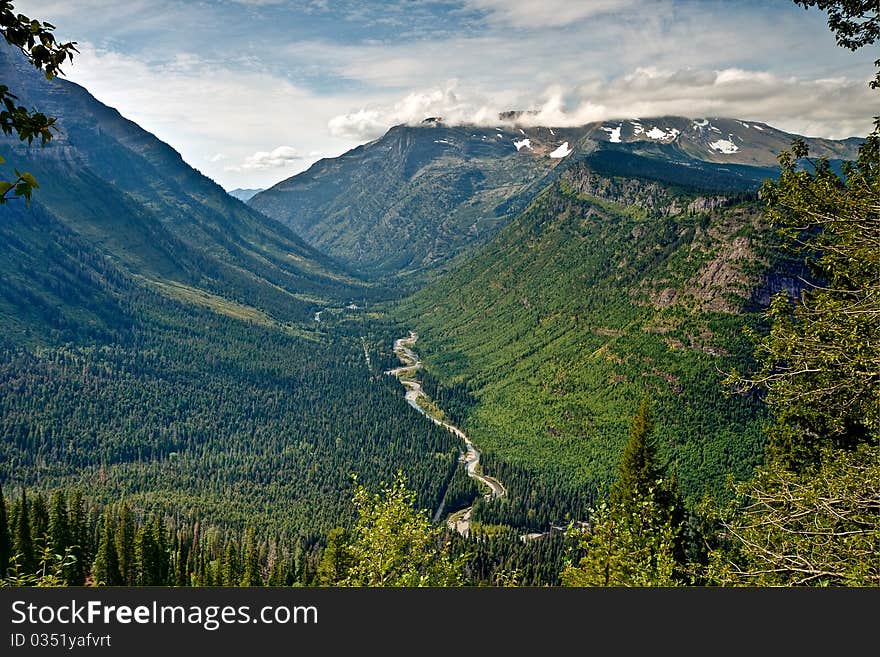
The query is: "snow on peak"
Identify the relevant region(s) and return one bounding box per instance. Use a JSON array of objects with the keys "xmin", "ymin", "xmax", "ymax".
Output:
[
  {"xmin": 513, "ymin": 138, "xmax": 532, "ymax": 151},
  {"xmin": 549, "ymin": 128, "xmax": 555, "ymax": 135},
  {"xmin": 631, "ymin": 121, "xmax": 644, "ymax": 135},
  {"xmin": 692, "ymin": 119, "xmax": 709, "ymax": 128},
  {"xmin": 645, "ymin": 126, "xmax": 680, "ymax": 141},
  {"xmin": 601, "ymin": 125, "xmax": 622, "ymax": 143},
  {"xmin": 548, "ymin": 141, "xmax": 572, "ymax": 158},
  {"xmin": 752, "ymin": 124, "xmax": 764, "ymax": 131},
  {"xmin": 709, "ymin": 138, "xmax": 739, "ymax": 154}
]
